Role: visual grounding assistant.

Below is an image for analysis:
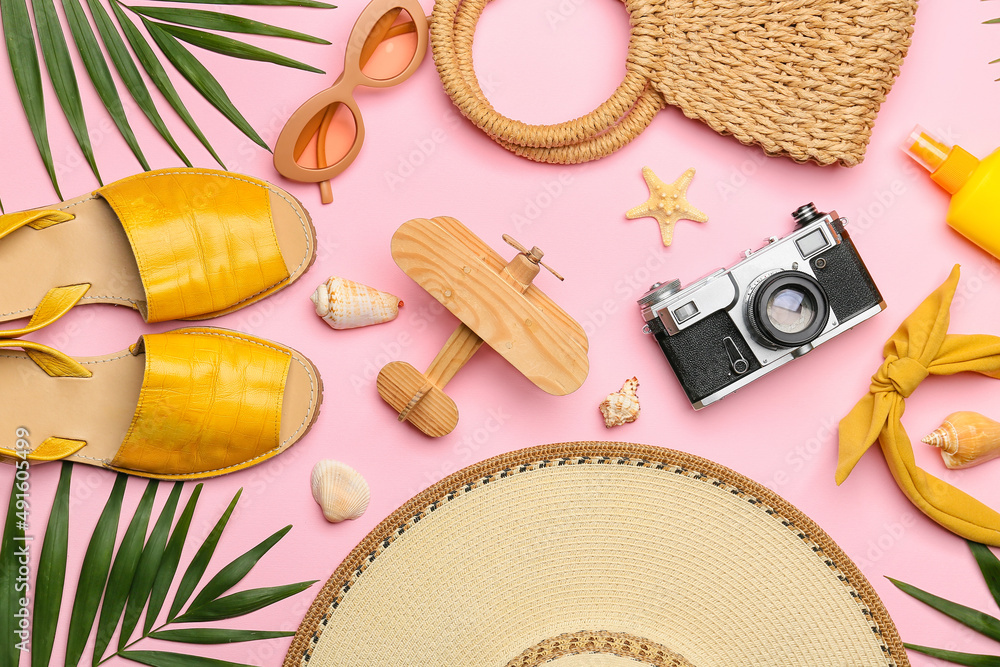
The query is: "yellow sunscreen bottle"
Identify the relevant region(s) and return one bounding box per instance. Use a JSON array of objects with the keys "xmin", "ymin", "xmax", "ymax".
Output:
[{"xmin": 905, "ymin": 126, "xmax": 1000, "ymax": 259}]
